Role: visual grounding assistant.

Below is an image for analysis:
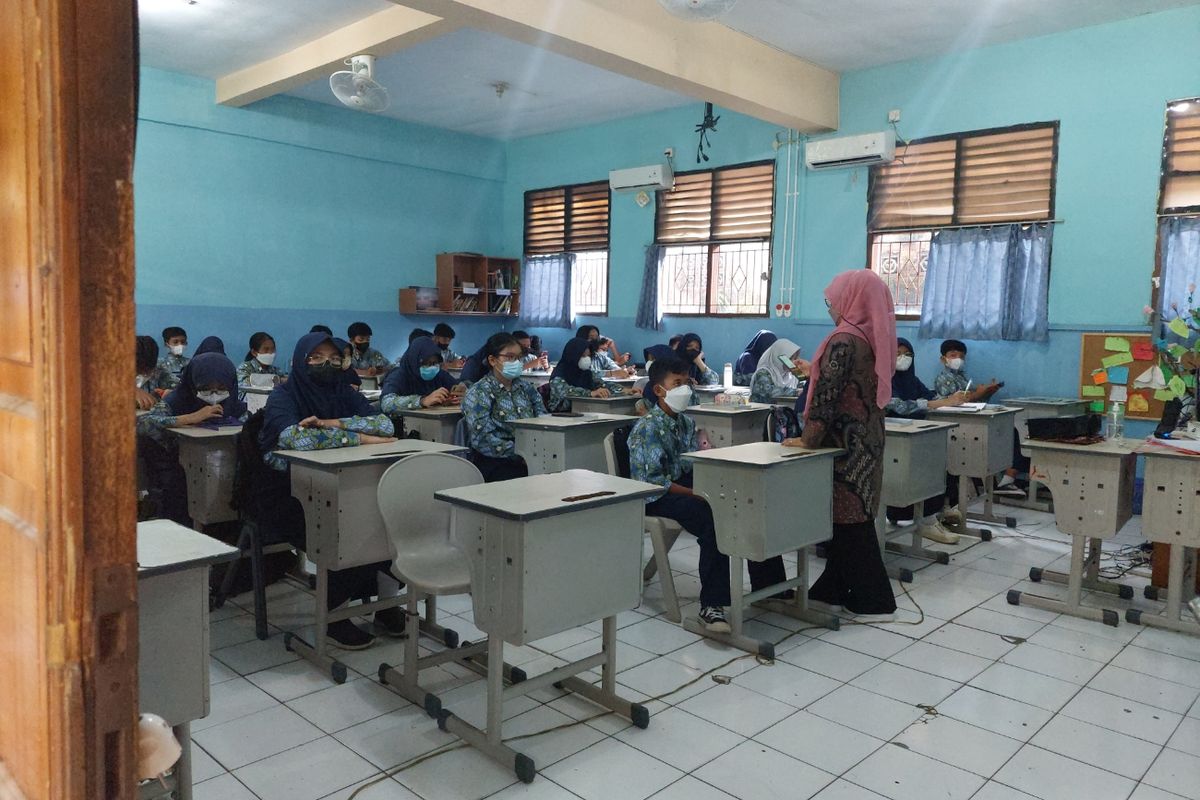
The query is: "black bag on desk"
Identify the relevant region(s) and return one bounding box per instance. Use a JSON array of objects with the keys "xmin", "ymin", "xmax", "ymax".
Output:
[{"xmin": 1027, "ymin": 414, "xmax": 1101, "ymax": 440}]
